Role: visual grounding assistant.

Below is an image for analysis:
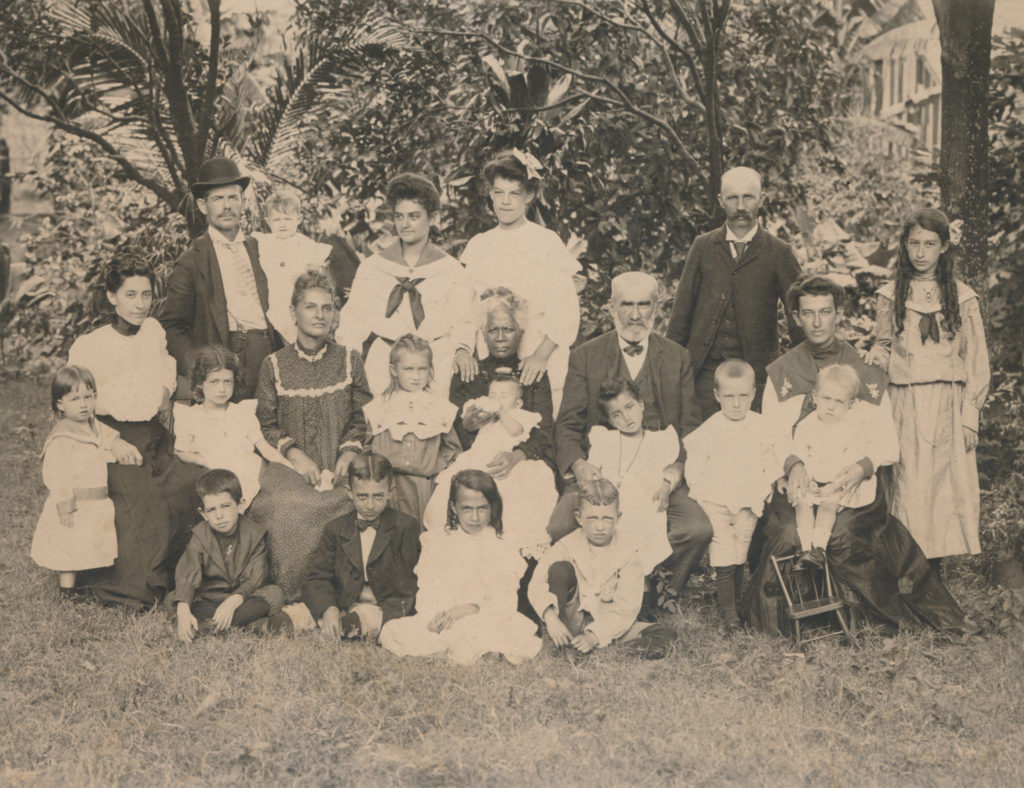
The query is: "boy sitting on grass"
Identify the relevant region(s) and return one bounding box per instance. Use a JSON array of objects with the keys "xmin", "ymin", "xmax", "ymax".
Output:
[
  {"xmin": 172, "ymin": 469, "xmax": 289, "ymax": 643},
  {"xmin": 302, "ymin": 452, "xmax": 421, "ymax": 640},
  {"xmin": 529, "ymin": 479, "xmax": 677, "ymax": 659}
]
